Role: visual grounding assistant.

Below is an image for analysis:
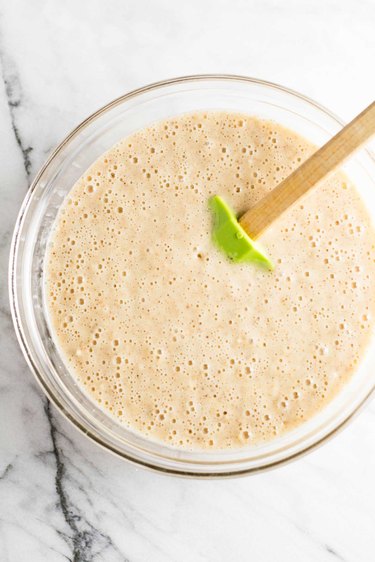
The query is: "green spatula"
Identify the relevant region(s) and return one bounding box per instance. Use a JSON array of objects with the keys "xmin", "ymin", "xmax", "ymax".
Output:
[{"xmin": 210, "ymin": 101, "xmax": 375, "ymax": 270}]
